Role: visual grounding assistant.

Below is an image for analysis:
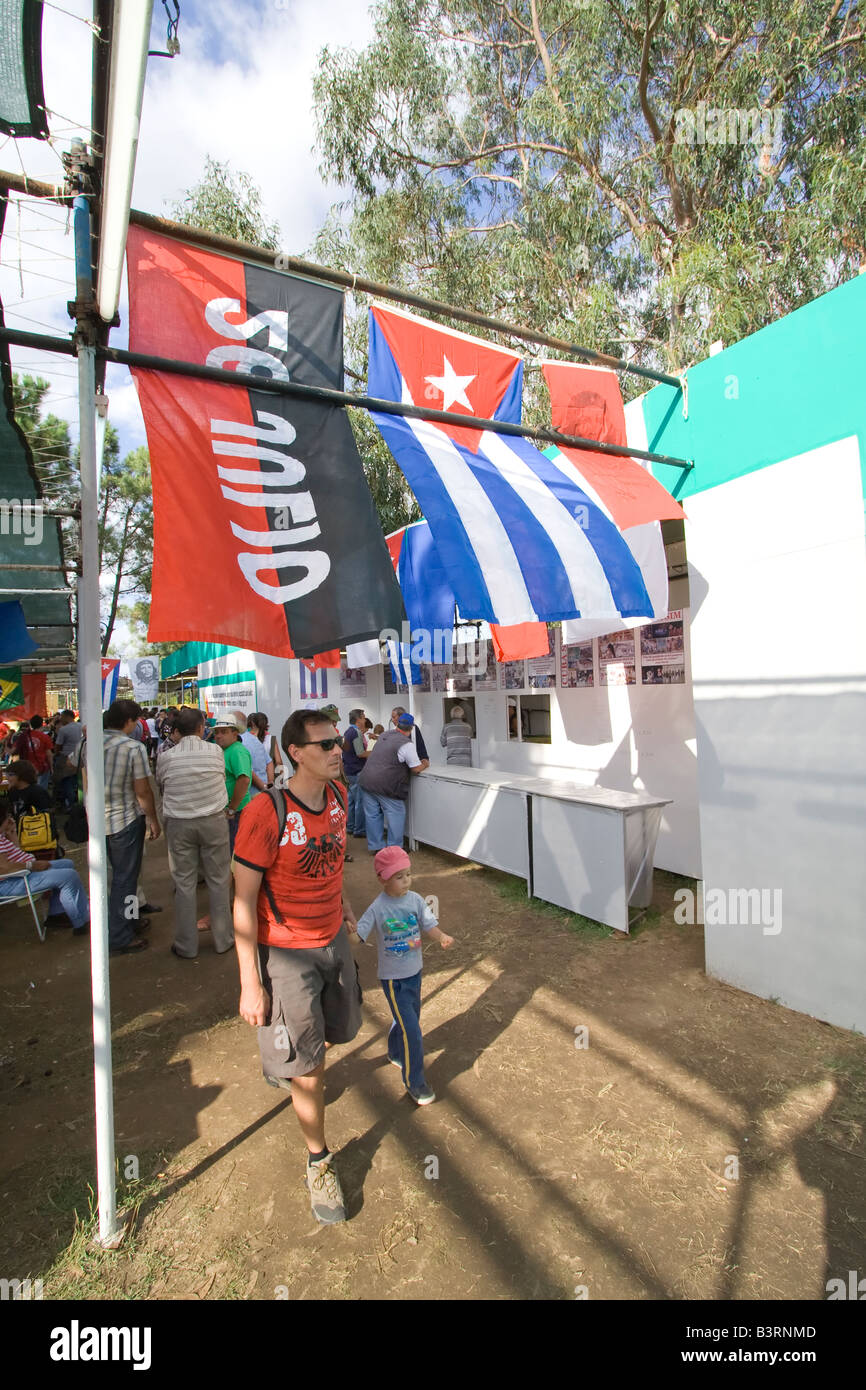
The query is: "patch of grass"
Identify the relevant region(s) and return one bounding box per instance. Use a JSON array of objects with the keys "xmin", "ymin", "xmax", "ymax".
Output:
[
  {"xmin": 824, "ymin": 1053, "xmax": 866, "ymax": 1087},
  {"xmin": 7, "ymin": 1148, "xmax": 176, "ymax": 1300},
  {"xmin": 489, "ymin": 867, "xmax": 608, "ymax": 934},
  {"xmin": 487, "ymin": 869, "xmax": 609, "ymax": 938}
]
